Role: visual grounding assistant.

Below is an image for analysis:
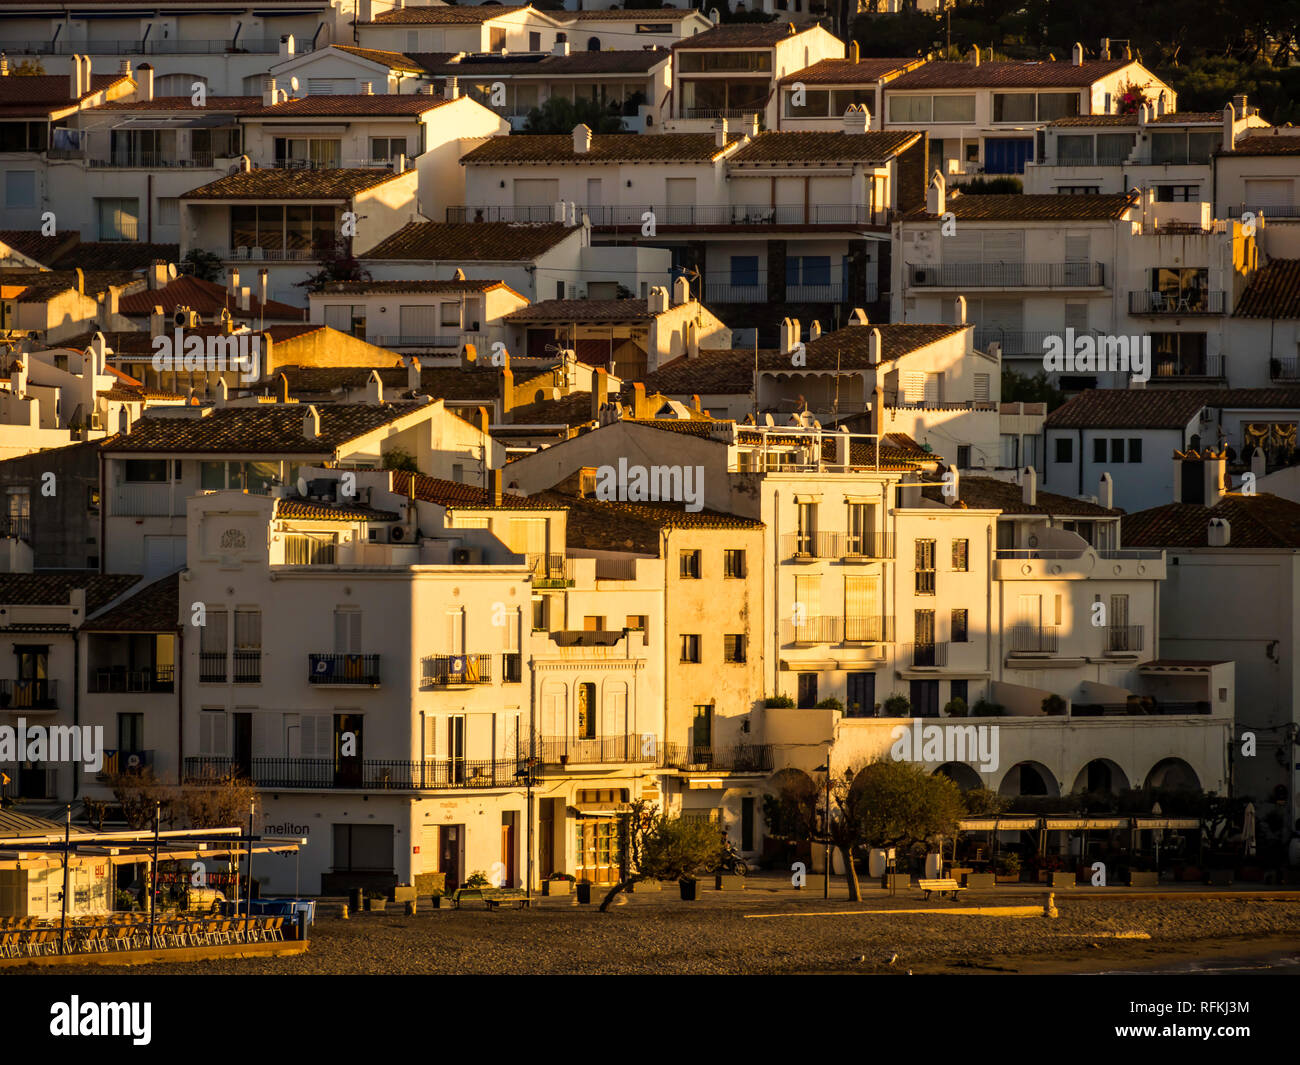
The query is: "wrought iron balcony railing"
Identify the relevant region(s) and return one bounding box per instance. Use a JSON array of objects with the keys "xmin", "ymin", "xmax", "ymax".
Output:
[
  {"xmin": 909, "ymin": 262, "xmax": 1105, "ymax": 288},
  {"xmin": 421, "ymin": 653, "xmax": 492, "ymax": 687},
  {"xmin": 309, "ymin": 653, "xmax": 381, "ymax": 686}
]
